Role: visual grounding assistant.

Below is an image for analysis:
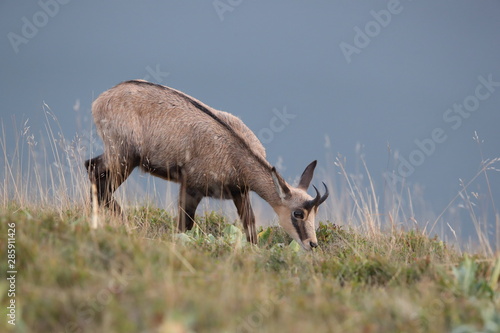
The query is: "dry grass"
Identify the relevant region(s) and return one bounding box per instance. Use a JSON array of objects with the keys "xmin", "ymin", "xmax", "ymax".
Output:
[{"xmin": 0, "ymin": 111, "xmax": 499, "ymax": 332}]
